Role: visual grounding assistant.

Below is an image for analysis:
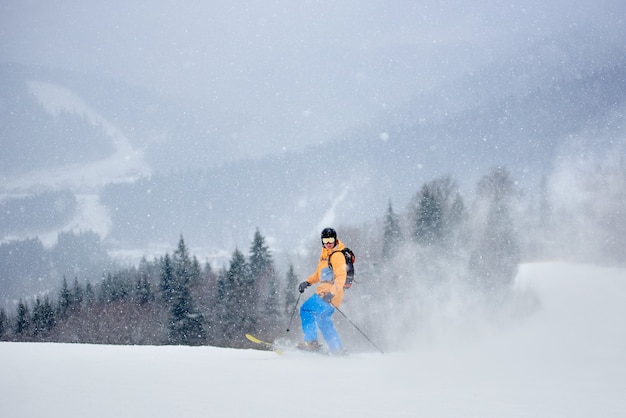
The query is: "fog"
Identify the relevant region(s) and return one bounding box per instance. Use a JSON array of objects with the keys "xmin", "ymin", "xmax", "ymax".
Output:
[
  {"xmin": 1, "ymin": 8, "xmax": 625, "ymax": 415},
  {"xmin": 2, "ymin": 0, "xmax": 623, "ymax": 158},
  {"xmin": 1, "ymin": 1, "xmax": 625, "ymax": 302}
]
